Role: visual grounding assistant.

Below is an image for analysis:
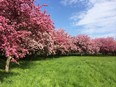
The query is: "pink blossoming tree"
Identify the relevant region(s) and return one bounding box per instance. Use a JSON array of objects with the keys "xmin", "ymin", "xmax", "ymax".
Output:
[
  {"xmin": 94, "ymin": 37, "xmax": 116, "ymax": 55},
  {"xmin": 74, "ymin": 35, "xmax": 100, "ymax": 55},
  {"xmin": 0, "ymin": 0, "xmax": 54, "ymax": 72}
]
